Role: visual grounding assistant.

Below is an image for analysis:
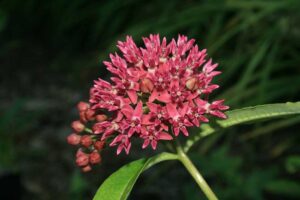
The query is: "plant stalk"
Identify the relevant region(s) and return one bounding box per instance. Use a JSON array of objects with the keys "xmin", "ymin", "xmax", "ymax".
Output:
[{"xmin": 176, "ymin": 142, "xmax": 218, "ymax": 200}]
